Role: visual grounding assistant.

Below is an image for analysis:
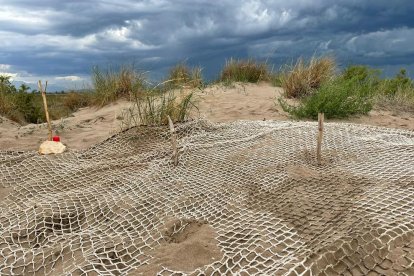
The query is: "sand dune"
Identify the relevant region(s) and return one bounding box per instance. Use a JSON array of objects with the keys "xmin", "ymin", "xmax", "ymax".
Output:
[{"xmin": 1, "ymin": 82, "xmax": 413, "ymax": 151}]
